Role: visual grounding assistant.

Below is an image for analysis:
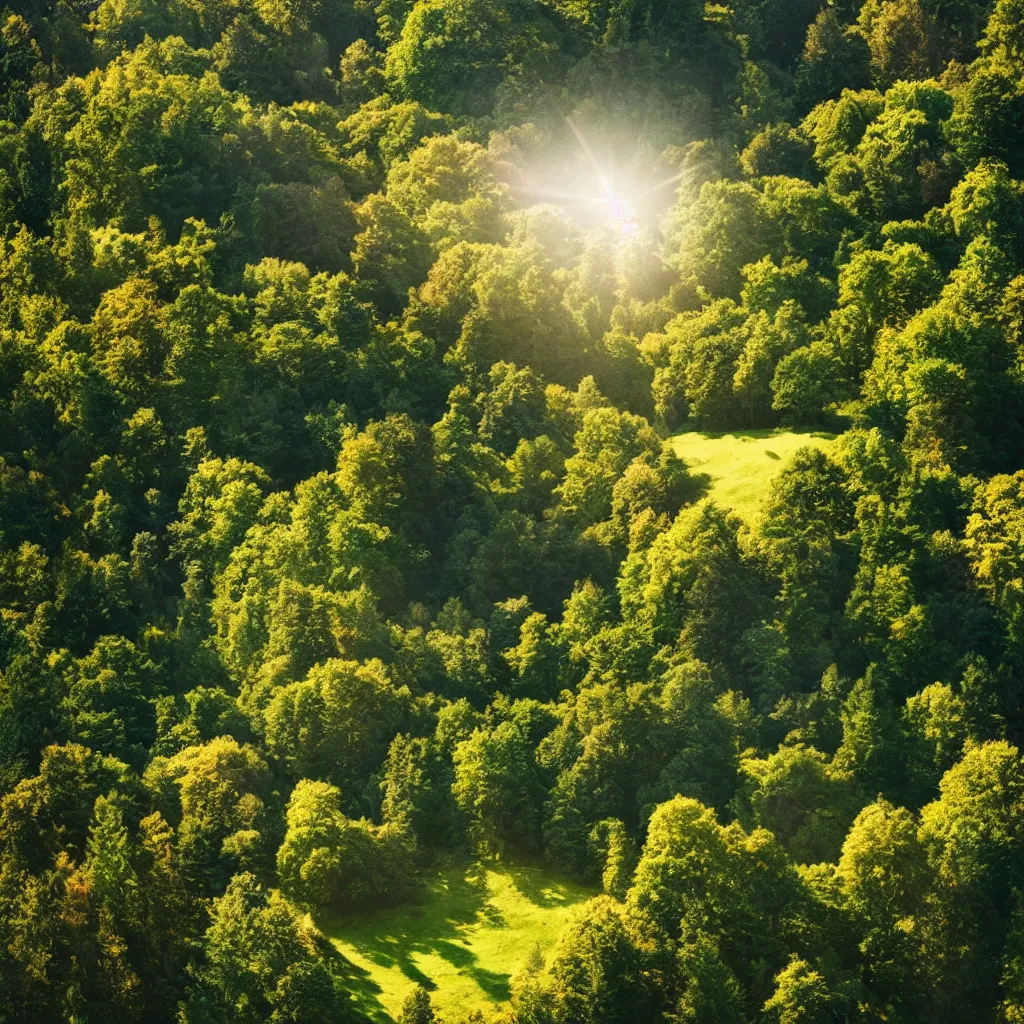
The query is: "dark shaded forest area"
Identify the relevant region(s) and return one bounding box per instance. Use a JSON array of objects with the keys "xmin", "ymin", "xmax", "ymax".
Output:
[{"xmin": 2, "ymin": 0, "xmax": 1024, "ymax": 1020}]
